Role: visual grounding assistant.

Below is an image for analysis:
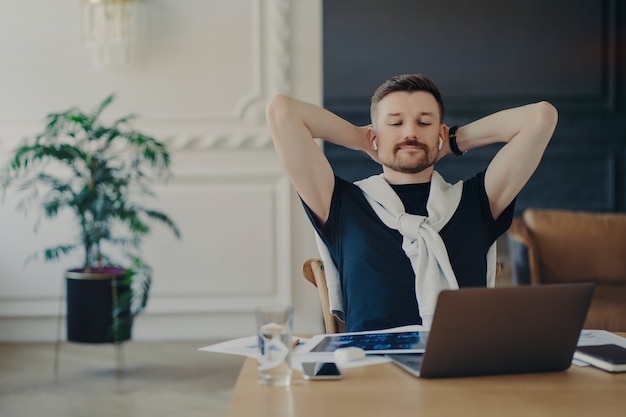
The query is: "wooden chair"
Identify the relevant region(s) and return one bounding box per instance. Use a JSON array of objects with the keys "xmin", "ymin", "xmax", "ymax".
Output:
[
  {"xmin": 303, "ymin": 258, "xmax": 502, "ymax": 334},
  {"xmin": 302, "ymin": 259, "xmax": 346, "ymax": 334}
]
